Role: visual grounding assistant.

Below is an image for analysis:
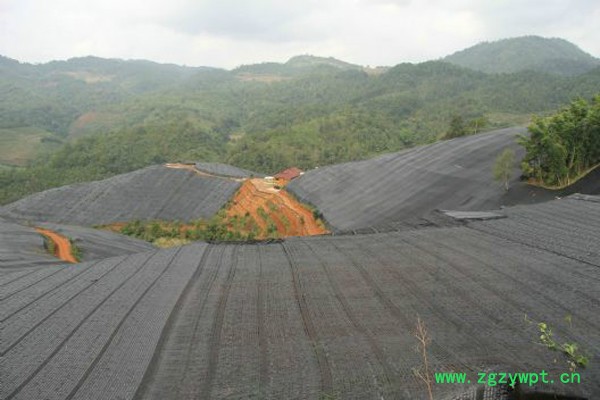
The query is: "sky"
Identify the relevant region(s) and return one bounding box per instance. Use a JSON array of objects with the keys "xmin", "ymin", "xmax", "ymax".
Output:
[{"xmin": 1, "ymin": 0, "xmax": 599, "ymax": 69}]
